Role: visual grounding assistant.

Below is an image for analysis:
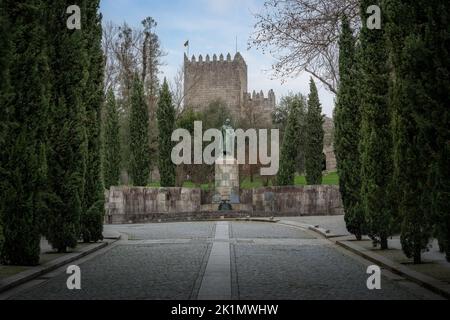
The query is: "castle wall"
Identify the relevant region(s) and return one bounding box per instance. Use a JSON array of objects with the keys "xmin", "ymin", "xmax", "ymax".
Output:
[
  {"xmin": 243, "ymin": 90, "xmax": 276, "ymax": 125},
  {"xmin": 184, "ymin": 53, "xmax": 247, "ymax": 118},
  {"xmin": 183, "ymin": 52, "xmax": 335, "ymax": 171}
]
